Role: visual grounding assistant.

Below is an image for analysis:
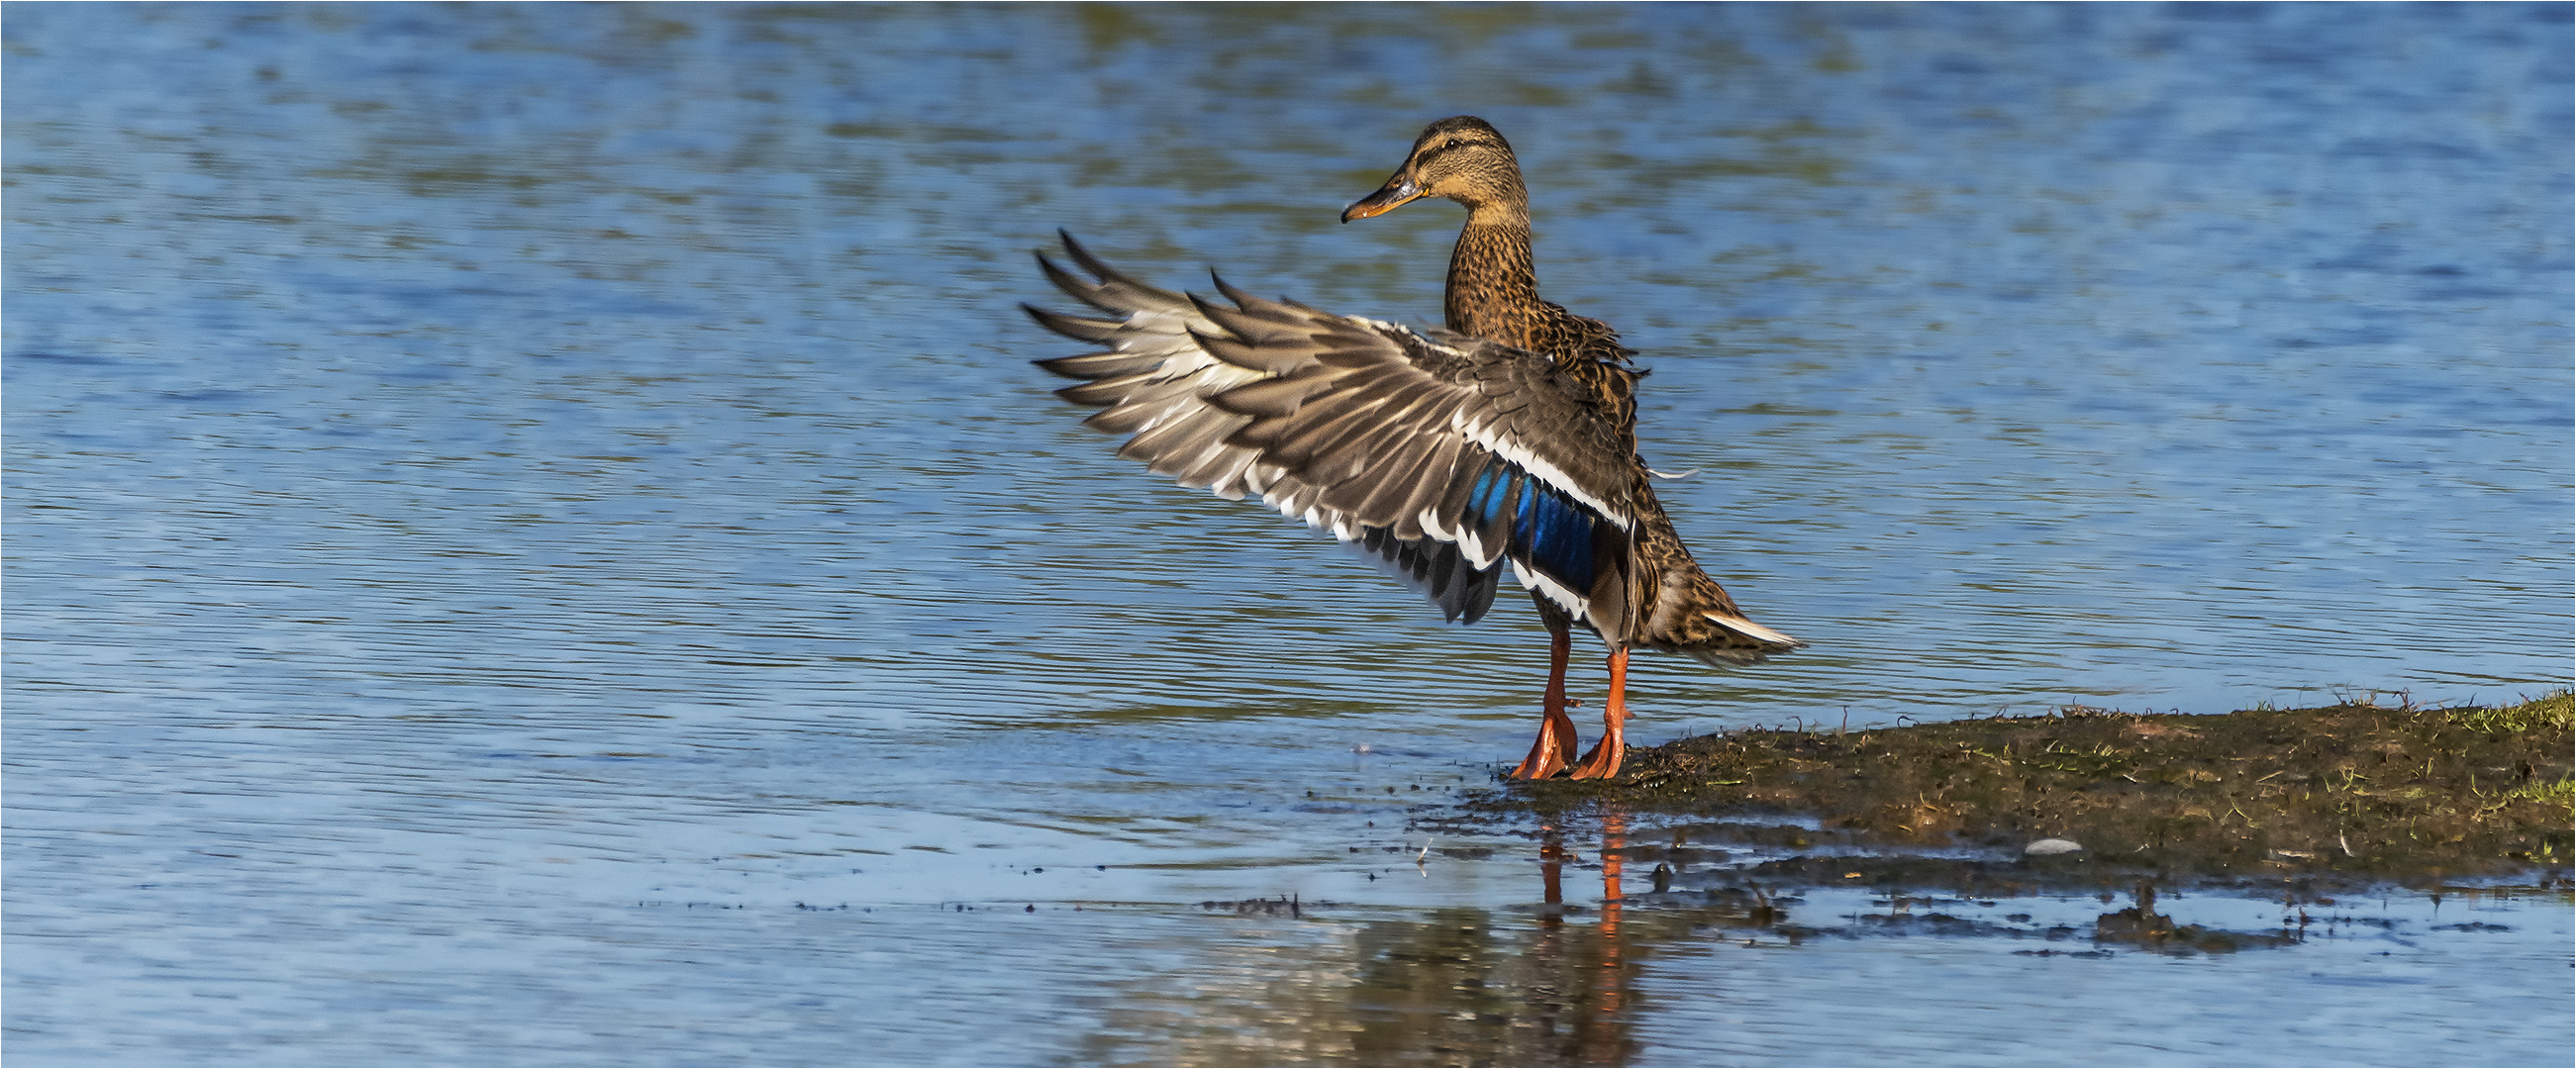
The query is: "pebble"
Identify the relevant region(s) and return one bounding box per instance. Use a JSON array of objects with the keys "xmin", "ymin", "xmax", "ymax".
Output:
[{"xmin": 2025, "ymin": 837, "xmax": 2084, "ymax": 856}]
